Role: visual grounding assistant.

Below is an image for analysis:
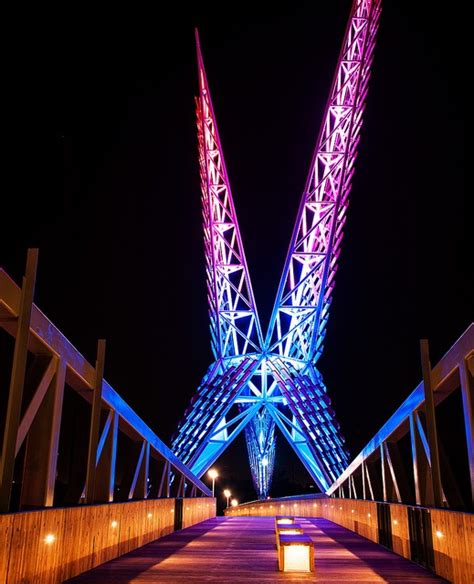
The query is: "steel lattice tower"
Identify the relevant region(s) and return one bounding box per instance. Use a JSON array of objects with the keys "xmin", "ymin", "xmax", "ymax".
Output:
[{"xmin": 172, "ymin": 0, "xmax": 382, "ymax": 498}]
